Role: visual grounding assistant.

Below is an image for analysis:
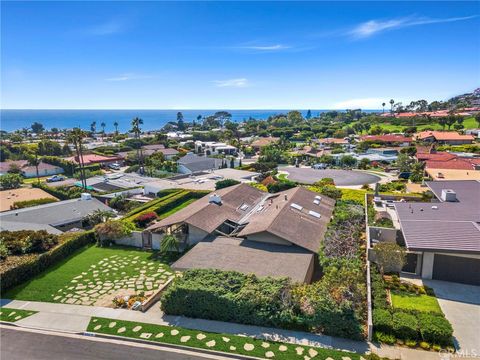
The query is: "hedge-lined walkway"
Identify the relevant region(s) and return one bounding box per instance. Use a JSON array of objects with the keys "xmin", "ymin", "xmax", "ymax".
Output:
[
  {"xmin": 3, "ymin": 245, "xmax": 175, "ymax": 306},
  {"xmin": 87, "ymin": 317, "xmax": 362, "ymax": 360},
  {"xmin": 0, "ymin": 307, "xmax": 37, "ymax": 322}
]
